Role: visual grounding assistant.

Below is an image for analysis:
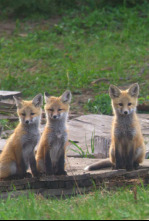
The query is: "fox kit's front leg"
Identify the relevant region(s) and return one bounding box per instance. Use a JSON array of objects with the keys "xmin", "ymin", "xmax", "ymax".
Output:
[
  {"xmin": 56, "ymin": 147, "xmax": 67, "ymax": 175},
  {"xmin": 29, "ymin": 151, "xmax": 39, "ymax": 177},
  {"xmin": 17, "ymin": 157, "xmax": 27, "ymax": 177},
  {"xmin": 45, "ymin": 151, "xmax": 53, "ymax": 175},
  {"xmin": 125, "ymin": 143, "xmax": 135, "ymax": 171},
  {"xmin": 115, "ymin": 142, "xmax": 125, "ymax": 170}
]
